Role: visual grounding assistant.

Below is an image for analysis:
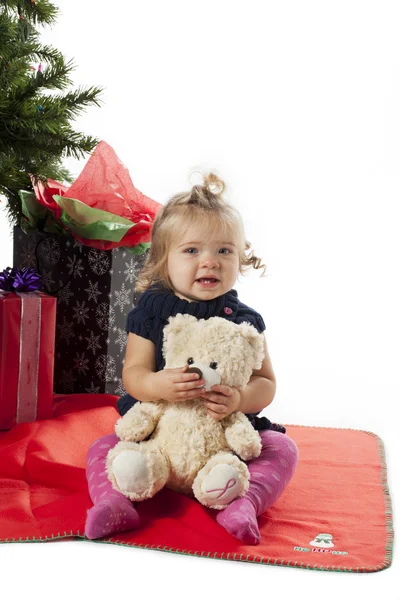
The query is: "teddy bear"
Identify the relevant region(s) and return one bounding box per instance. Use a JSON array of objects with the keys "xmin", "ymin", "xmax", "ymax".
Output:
[{"xmin": 106, "ymin": 314, "xmax": 265, "ymax": 510}]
